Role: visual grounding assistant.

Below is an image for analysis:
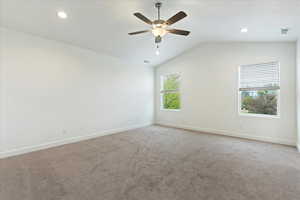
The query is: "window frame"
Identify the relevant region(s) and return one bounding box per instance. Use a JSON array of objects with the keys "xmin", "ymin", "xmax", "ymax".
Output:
[
  {"xmin": 238, "ymin": 62, "xmax": 281, "ymax": 118},
  {"xmin": 160, "ymin": 73, "xmax": 181, "ymax": 111}
]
